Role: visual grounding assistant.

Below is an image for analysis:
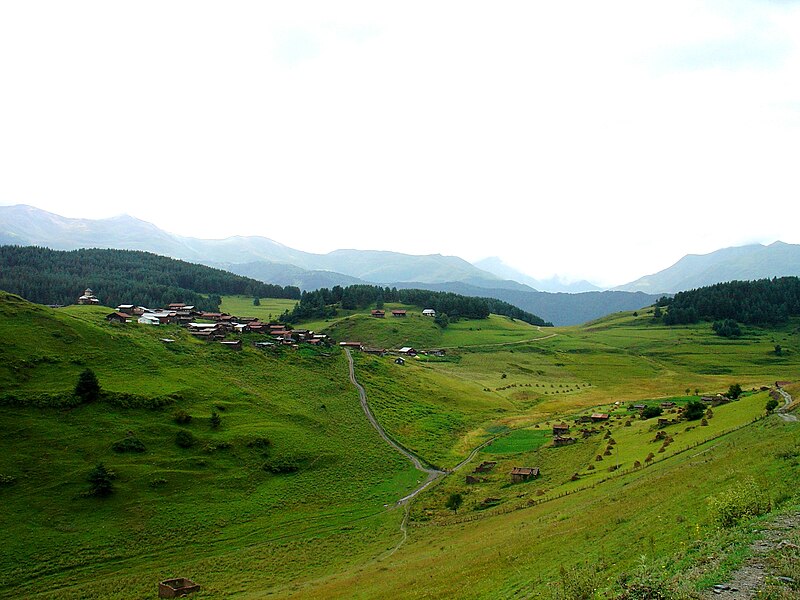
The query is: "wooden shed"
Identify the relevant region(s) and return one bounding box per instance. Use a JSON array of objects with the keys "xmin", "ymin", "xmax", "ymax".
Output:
[
  {"xmin": 510, "ymin": 466, "xmax": 539, "ymax": 483},
  {"xmin": 158, "ymin": 578, "xmax": 200, "ymax": 598}
]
